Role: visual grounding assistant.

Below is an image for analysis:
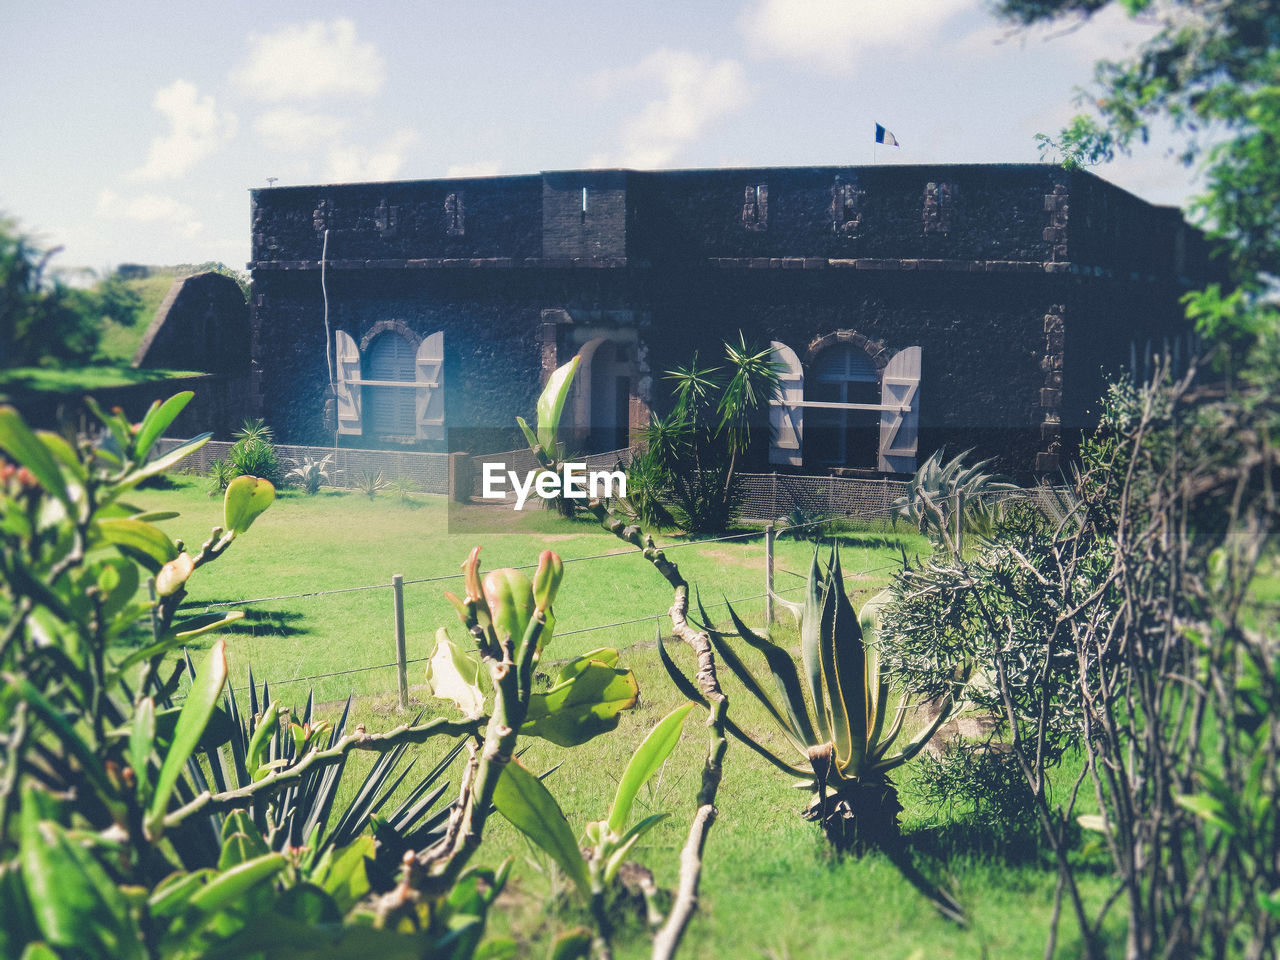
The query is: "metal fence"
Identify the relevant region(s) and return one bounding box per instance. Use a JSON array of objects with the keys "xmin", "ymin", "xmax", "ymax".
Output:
[
  {"xmin": 736, "ymin": 471, "xmax": 1072, "ymax": 523},
  {"xmin": 157, "ymin": 438, "xmax": 452, "ymax": 495}
]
